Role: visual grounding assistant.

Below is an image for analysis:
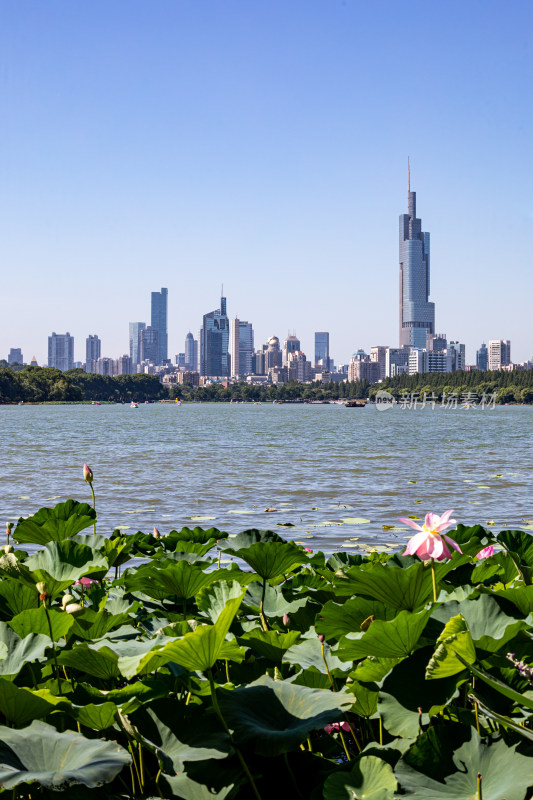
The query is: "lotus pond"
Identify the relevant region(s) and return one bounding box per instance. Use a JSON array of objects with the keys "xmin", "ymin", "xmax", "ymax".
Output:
[{"xmin": 0, "ymin": 498, "xmax": 532, "ymax": 798}]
